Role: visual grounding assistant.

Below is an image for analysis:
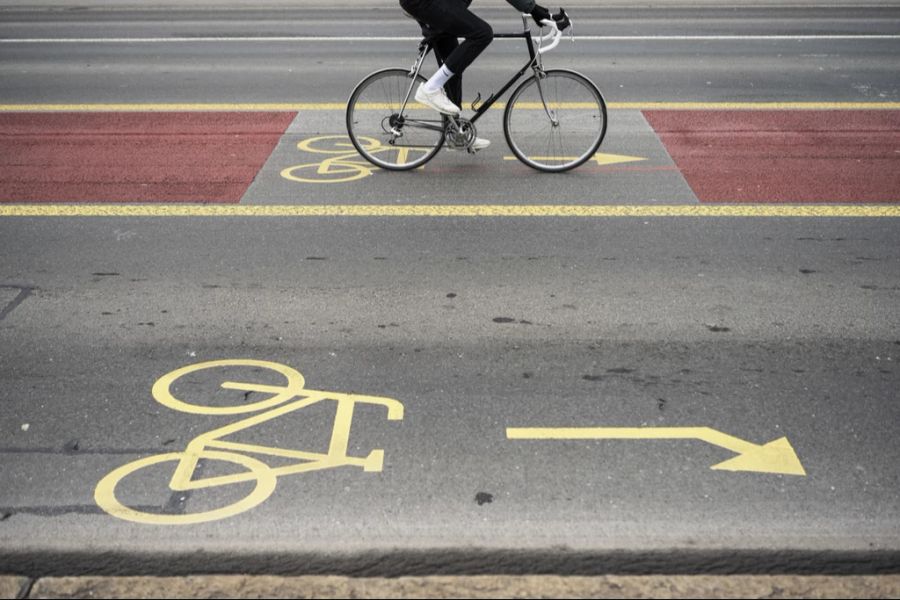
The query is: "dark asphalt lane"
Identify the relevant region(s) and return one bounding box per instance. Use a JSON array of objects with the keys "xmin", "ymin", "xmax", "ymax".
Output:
[
  {"xmin": 0, "ymin": 216, "xmax": 898, "ymax": 574},
  {"xmin": 1, "ymin": 6, "xmax": 899, "ymax": 103}
]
